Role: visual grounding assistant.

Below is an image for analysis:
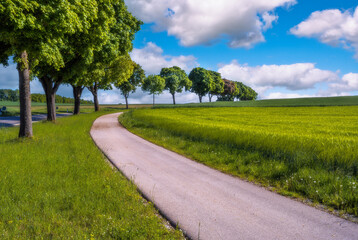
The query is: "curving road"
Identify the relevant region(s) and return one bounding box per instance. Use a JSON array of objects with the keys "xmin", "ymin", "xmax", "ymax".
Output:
[{"xmin": 90, "ymin": 113, "xmax": 358, "ymax": 240}]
